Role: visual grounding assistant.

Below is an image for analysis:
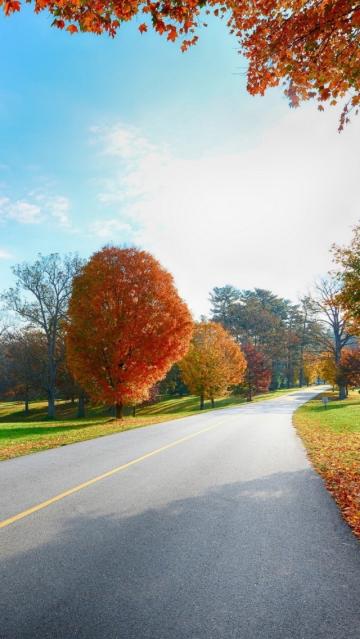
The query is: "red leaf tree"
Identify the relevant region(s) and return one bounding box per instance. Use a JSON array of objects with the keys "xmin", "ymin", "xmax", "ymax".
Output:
[
  {"xmin": 66, "ymin": 246, "xmax": 193, "ymax": 418},
  {"xmin": 338, "ymin": 348, "xmax": 360, "ymax": 390},
  {"xmin": 241, "ymin": 342, "xmax": 271, "ymax": 402}
]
